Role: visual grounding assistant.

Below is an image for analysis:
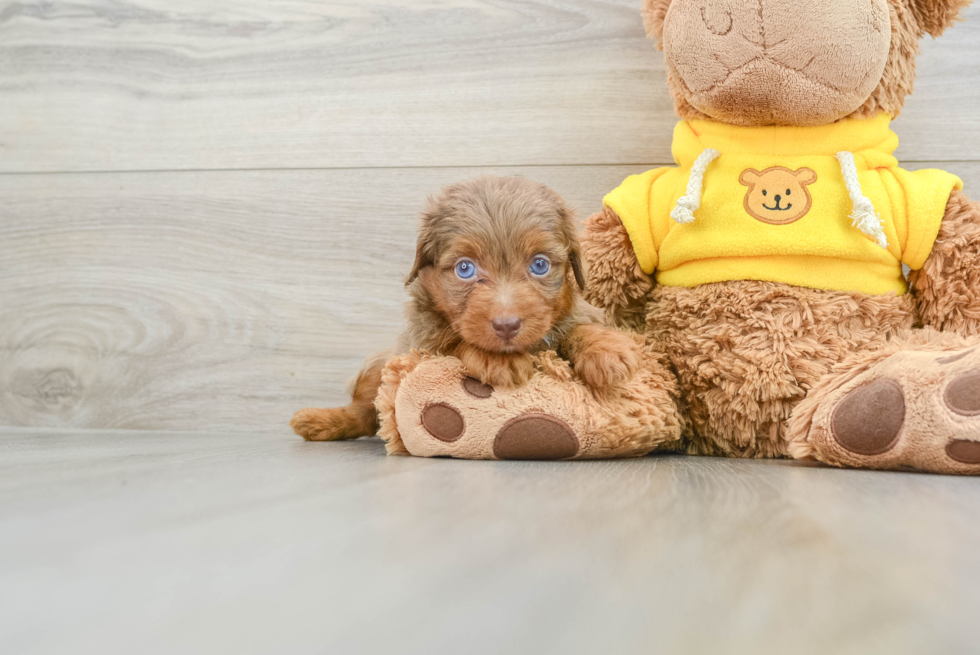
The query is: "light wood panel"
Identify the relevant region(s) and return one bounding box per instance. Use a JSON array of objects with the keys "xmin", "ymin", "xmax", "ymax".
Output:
[
  {"xmin": 0, "ymin": 0, "xmax": 977, "ymax": 173},
  {"xmin": 0, "ymin": 165, "xmax": 652, "ymax": 431},
  {"xmin": 3, "ymin": 427, "xmax": 980, "ymax": 654},
  {"xmin": 2, "ymin": 163, "xmax": 978, "ymax": 432}
]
